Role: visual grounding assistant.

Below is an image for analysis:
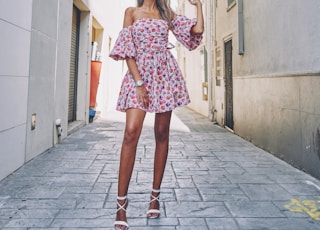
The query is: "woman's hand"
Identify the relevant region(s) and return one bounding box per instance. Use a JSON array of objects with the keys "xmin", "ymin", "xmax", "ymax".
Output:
[
  {"xmin": 188, "ymin": 0, "xmax": 202, "ymax": 6},
  {"xmin": 188, "ymin": 0, "xmax": 204, "ymax": 35},
  {"xmin": 125, "ymin": 58, "xmax": 149, "ymax": 108},
  {"xmin": 136, "ymin": 86, "xmax": 149, "ymax": 108}
]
